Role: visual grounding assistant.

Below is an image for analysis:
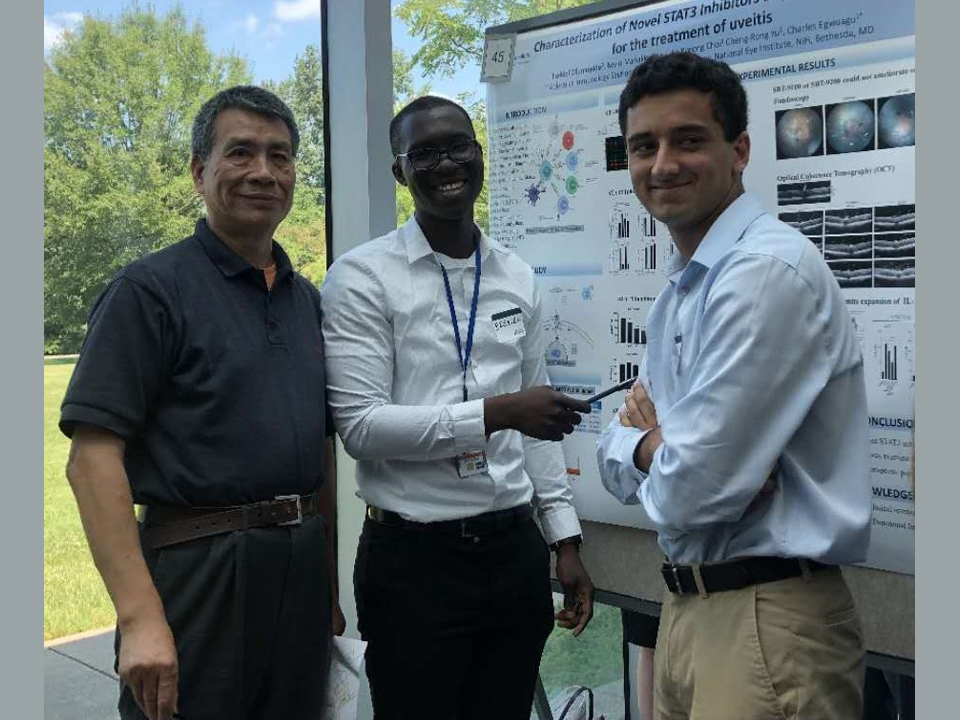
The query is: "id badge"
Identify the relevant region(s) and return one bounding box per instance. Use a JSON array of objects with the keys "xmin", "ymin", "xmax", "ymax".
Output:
[
  {"xmin": 492, "ymin": 307, "xmax": 526, "ymax": 342},
  {"xmin": 456, "ymin": 450, "xmax": 488, "ymax": 478}
]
